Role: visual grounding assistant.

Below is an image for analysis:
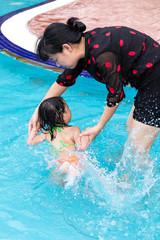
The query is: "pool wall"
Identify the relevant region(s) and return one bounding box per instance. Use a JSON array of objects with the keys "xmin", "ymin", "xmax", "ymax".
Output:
[{"xmin": 0, "ymin": 0, "xmax": 91, "ymax": 78}]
